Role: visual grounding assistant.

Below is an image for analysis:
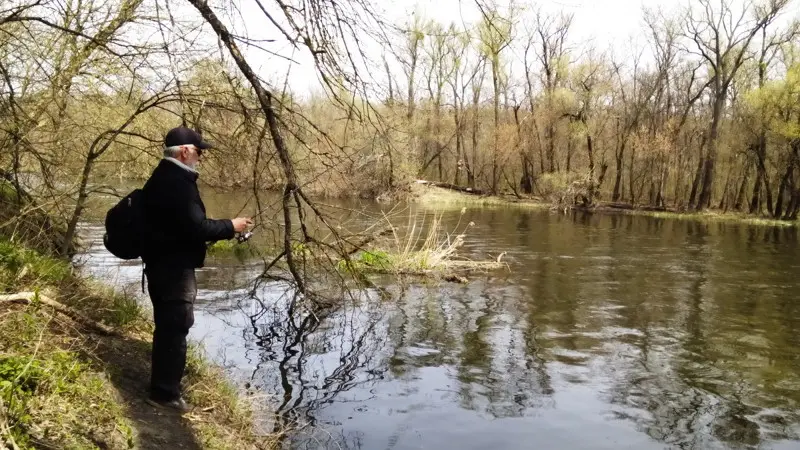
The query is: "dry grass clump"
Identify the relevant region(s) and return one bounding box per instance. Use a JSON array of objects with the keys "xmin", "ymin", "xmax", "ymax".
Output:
[
  {"xmin": 341, "ymin": 209, "xmax": 508, "ymax": 279},
  {"xmin": 183, "ymin": 345, "xmax": 281, "ymax": 449}
]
